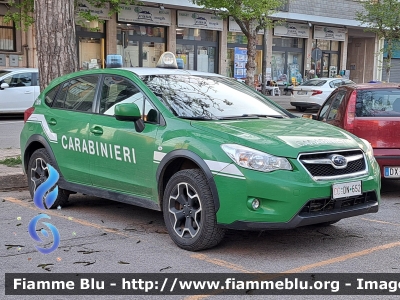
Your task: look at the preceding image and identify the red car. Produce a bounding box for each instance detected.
[307,83,400,179]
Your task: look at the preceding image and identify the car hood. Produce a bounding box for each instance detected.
[191,118,362,158]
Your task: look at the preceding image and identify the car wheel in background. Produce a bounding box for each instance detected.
[27,148,70,209]
[163,169,225,251]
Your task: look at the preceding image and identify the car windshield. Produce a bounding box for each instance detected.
[141,75,289,119]
[0,71,11,78]
[301,79,327,87]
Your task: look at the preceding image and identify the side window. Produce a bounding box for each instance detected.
[4,72,32,87]
[52,75,98,112]
[318,93,336,121]
[326,91,346,121]
[44,85,61,107]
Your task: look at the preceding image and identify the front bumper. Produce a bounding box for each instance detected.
[218,191,379,230]
[214,158,381,227]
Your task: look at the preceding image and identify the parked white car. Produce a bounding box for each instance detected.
[290,77,355,112]
[0,68,40,114]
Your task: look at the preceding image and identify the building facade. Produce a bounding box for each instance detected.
[0,0,384,84]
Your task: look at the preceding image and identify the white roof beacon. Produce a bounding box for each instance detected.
[156,52,178,69]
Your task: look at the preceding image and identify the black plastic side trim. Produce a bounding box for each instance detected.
[218,201,379,230]
[23,134,61,173]
[59,178,160,211]
[156,149,220,212]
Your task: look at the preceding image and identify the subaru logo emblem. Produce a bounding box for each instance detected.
[331,154,347,168]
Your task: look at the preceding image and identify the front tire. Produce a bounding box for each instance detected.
[163,169,225,251]
[27,148,69,209]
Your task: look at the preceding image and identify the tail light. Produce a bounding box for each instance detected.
[311,90,322,96]
[345,90,357,132]
[24,107,35,123]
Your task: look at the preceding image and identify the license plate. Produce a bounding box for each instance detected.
[332,181,362,199]
[297,91,307,95]
[384,167,400,178]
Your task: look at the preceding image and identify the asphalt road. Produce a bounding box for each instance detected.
[0,115,24,149]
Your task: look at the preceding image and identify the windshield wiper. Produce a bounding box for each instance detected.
[177,116,218,120]
[218,114,284,120]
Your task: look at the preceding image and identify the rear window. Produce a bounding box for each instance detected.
[356,89,400,117]
[301,79,327,86]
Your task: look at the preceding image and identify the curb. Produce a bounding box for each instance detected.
[0,171,27,190]
[0,148,27,190]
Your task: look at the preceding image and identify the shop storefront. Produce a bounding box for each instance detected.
[311,26,345,79]
[272,22,307,85]
[117,5,170,67]
[75,1,110,70]
[227,16,263,80]
[176,11,221,73]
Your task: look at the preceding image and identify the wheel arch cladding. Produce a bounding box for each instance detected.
[23,134,61,174]
[156,149,220,213]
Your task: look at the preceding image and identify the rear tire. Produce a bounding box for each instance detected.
[163,169,225,251]
[27,148,69,209]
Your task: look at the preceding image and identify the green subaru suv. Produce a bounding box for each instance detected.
[20,53,380,251]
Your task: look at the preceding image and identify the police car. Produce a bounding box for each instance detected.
[20,52,381,251]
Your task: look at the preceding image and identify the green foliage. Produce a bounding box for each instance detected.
[191,0,283,33]
[0,156,22,167]
[3,0,34,30]
[355,0,400,40]
[4,0,141,30]
[356,0,400,81]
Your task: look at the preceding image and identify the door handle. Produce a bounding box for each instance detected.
[90,126,103,135]
[48,119,57,125]
[24,91,32,94]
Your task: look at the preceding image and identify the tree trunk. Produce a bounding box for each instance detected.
[385,39,392,82]
[35,0,78,91]
[244,19,258,88]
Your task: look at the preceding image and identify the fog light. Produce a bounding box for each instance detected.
[252,199,260,210]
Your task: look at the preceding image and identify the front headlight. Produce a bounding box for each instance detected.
[359,138,374,161]
[221,144,292,173]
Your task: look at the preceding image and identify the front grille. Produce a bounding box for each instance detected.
[298,149,367,180]
[299,191,377,216]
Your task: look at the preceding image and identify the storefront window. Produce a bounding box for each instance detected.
[331,41,339,51]
[76,19,105,33]
[288,52,303,84]
[142,42,165,68]
[79,37,102,70]
[227,33,262,45]
[119,41,139,67]
[176,28,217,42]
[176,44,194,70]
[273,37,303,48]
[176,28,218,73]
[117,24,165,38]
[312,40,341,78]
[116,24,166,68]
[197,46,216,73]
[271,52,286,83]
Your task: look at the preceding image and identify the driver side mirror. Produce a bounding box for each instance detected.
[114,102,145,132]
[0,82,9,90]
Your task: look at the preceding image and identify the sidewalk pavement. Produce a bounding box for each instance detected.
[0,148,27,190]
